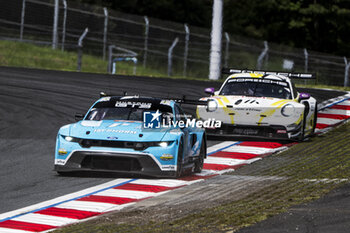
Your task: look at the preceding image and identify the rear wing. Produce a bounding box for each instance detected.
[222,68,315,79]
[99,92,207,106]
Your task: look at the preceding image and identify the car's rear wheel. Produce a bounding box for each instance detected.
[312,104,318,134]
[194,139,205,173]
[175,139,184,178]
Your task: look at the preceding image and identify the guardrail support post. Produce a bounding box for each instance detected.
[257,41,268,70]
[103,7,108,60]
[168,37,179,77]
[224,32,230,68]
[52,0,59,49]
[108,45,115,73]
[77,28,89,72]
[183,23,190,77]
[344,57,350,87]
[304,48,308,72]
[61,0,67,51]
[209,0,223,80]
[20,0,26,41]
[143,16,149,68]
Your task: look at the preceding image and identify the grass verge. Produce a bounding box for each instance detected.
[0,40,201,80]
[54,122,350,232]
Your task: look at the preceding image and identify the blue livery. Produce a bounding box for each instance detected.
[54,96,207,177]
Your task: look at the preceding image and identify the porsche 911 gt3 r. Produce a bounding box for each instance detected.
[55,96,206,177]
[197,69,317,140]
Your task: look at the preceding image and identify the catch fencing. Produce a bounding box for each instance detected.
[0,0,348,86]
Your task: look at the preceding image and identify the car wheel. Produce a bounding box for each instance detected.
[298,112,306,142]
[175,139,183,178]
[194,139,205,173]
[312,104,318,134]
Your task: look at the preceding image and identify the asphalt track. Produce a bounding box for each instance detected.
[0,66,346,216]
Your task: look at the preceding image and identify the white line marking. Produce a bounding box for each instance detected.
[56,201,118,213]
[13,213,77,227]
[204,157,248,166]
[0,179,132,221]
[97,189,156,199]
[317,117,343,125]
[130,179,188,187]
[207,141,238,154]
[0,228,33,233]
[223,145,275,154]
[319,108,350,116]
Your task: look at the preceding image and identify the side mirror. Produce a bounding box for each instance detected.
[204,87,215,95]
[299,92,310,101]
[75,113,84,122]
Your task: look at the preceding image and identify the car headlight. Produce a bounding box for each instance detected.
[159,142,169,147]
[281,104,295,117]
[133,141,173,151]
[61,135,80,142]
[207,99,218,112]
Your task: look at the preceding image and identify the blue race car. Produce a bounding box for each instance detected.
[54,95,207,178]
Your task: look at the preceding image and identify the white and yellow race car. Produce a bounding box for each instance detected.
[197,69,317,141]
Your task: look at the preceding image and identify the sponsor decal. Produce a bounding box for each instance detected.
[93,129,137,134]
[160,154,174,161]
[277,129,287,134]
[115,101,152,109]
[161,165,176,171]
[55,159,66,165]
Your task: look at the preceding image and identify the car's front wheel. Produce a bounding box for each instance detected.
[175,139,184,178]
[298,112,306,142]
[194,139,205,173]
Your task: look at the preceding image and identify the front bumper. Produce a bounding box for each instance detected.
[54,150,177,177]
[205,124,300,140]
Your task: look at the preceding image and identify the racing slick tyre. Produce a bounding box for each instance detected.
[298,111,306,142]
[312,104,318,135]
[194,139,205,173]
[175,139,184,178]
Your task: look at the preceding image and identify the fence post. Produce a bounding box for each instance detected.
[20,0,26,41]
[103,7,108,60]
[183,24,190,77]
[52,0,59,49]
[77,28,89,72]
[224,32,230,68]
[304,48,308,72]
[143,16,149,68]
[257,41,268,70]
[61,0,67,51]
[168,37,179,77]
[108,45,114,73]
[209,0,223,80]
[344,57,350,87]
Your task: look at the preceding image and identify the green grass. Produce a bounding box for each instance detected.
[0,40,196,79]
[54,122,350,232]
[1,40,350,89]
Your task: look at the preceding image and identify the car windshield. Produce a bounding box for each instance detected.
[85,100,173,122]
[220,79,292,99]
